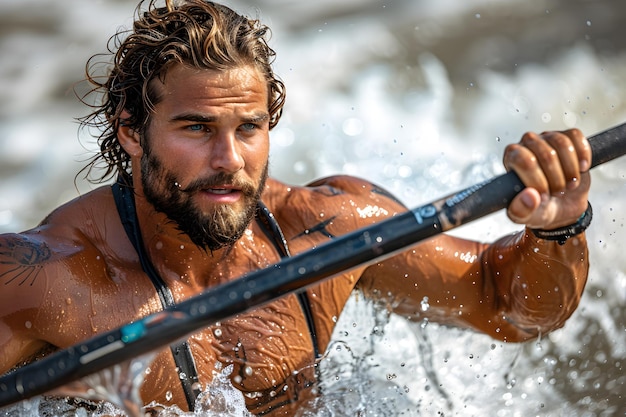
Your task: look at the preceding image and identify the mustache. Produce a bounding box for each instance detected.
[178,173,256,194]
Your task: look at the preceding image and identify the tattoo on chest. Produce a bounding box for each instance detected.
[0,236,51,286]
[295,217,337,239]
[312,186,344,197]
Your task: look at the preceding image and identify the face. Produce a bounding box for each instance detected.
[138,64,271,250]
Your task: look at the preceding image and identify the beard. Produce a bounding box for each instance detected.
[140,140,268,251]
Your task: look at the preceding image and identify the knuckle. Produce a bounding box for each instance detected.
[503,143,529,167]
[520,131,539,146]
[564,128,583,139]
[546,132,571,150]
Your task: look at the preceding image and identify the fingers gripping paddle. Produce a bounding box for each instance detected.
[1,123,625,407]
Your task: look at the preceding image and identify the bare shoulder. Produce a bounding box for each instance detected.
[0,185,136,372]
[0,186,114,287]
[0,186,130,297]
[262,176,407,244]
[40,185,116,230]
[265,175,406,211]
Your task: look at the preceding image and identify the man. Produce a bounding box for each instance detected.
[0,0,592,415]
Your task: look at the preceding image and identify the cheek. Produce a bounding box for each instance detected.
[245,138,270,169]
[160,142,206,171]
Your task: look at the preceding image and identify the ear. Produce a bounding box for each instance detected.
[117,110,143,158]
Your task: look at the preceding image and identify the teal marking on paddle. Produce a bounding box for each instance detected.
[121,321,146,343]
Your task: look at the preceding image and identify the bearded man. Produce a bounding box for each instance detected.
[0,1,592,415]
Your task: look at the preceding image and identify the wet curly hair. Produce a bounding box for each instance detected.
[78,0,285,184]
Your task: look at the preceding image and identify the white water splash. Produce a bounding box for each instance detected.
[1,0,625,416]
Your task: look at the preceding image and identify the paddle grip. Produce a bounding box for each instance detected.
[434,122,626,231]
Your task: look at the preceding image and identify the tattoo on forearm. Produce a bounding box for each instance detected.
[295,217,337,240]
[0,236,51,286]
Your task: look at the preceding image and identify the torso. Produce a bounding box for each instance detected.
[2,176,397,416]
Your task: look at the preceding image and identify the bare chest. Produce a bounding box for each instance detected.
[38,232,358,413]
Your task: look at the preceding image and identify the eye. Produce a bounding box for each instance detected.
[188,124,205,132]
[240,123,257,132]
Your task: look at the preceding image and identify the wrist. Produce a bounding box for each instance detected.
[530,203,593,245]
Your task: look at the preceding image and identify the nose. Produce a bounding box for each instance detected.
[209,132,244,173]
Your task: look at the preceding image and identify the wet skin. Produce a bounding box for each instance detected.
[0,64,591,416]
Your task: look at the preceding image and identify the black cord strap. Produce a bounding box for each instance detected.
[531,202,593,245]
[112,180,201,410]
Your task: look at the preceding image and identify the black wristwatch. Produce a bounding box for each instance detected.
[530,203,593,245]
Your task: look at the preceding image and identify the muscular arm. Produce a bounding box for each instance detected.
[359,229,588,342]
[0,218,110,374]
[358,128,590,342]
[279,174,587,343]
[0,233,56,374]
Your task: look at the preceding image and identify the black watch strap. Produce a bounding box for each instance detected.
[530,203,593,245]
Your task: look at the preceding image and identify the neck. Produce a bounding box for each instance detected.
[126,182,232,288]
[123,175,278,290]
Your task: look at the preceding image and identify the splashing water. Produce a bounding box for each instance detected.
[144,364,254,417]
[1,0,626,416]
[0,362,254,417]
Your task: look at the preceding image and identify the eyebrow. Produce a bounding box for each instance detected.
[171,113,216,123]
[170,112,270,124]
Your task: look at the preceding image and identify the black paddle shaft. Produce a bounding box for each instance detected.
[1,122,625,407]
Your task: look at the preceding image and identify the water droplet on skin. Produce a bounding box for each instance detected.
[165,391,173,401]
[25,321,32,329]
[244,366,253,376]
[421,296,430,312]
[213,328,223,337]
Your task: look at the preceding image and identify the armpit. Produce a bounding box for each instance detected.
[3,342,58,377]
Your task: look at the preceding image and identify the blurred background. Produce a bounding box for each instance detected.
[1,0,625,415]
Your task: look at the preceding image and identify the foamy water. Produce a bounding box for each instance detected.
[1,0,625,415]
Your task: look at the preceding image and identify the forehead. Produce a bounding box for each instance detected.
[152,64,269,108]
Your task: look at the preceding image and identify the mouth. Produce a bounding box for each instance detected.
[206,187,236,195]
[196,185,244,204]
